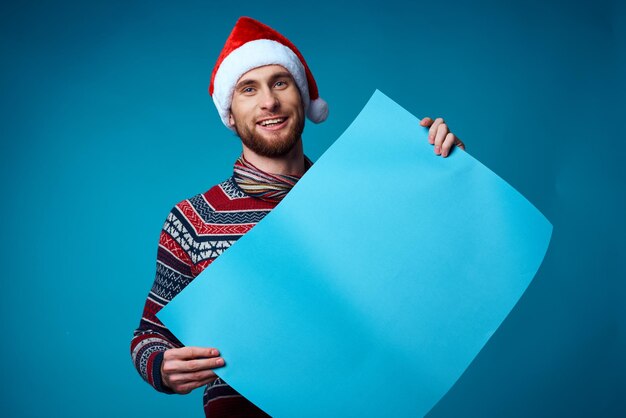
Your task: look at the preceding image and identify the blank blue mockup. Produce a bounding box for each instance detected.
[158,90,552,417]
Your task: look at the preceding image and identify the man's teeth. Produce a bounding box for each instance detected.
[259,118,285,126]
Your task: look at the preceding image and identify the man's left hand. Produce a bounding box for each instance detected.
[420,117,465,158]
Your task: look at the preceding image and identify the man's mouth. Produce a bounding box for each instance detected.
[257,117,288,130]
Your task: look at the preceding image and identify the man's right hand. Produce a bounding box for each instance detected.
[161,346,225,394]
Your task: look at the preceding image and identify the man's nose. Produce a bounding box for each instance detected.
[259,88,280,112]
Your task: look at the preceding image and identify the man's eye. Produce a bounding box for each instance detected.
[242,87,255,93]
[275,81,287,88]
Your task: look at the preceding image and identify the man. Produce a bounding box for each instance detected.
[131,17,464,417]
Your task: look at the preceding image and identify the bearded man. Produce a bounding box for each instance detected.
[131,16,464,418]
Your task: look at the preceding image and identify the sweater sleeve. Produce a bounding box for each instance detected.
[130,204,199,393]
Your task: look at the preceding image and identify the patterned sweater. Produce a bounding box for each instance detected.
[131,157,309,417]
[130,156,312,418]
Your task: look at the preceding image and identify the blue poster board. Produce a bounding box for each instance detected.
[159,90,552,417]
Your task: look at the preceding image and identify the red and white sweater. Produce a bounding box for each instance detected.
[131,174,279,417]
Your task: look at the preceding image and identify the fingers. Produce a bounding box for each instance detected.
[161,346,225,394]
[419,117,433,128]
[429,117,445,146]
[423,117,446,146]
[164,356,225,374]
[441,133,456,158]
[422,116,465,157]
[165,346,220,360]
[433,121,448,155]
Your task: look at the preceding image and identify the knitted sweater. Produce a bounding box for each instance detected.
[131,158,309,417]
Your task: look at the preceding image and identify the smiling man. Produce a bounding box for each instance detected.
[131,17,464,418]
[230,65,306,167]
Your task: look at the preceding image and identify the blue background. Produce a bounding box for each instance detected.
[1,0,623,417]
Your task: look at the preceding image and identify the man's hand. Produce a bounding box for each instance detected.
[420,117,465,158]
[161,346,225,394]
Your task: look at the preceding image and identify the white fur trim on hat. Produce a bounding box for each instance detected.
[212,39,310,130]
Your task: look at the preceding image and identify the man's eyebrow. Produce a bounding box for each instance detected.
[269,71,294,81]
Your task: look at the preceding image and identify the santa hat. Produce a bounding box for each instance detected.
[209,17,328,129]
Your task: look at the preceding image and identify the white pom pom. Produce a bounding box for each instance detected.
[307,97,329,123]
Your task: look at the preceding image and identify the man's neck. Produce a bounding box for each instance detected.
[241,139,306,176]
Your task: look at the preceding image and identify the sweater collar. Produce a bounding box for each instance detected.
[233,155,312,203]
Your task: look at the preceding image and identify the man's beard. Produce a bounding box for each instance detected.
[233,116,304,158]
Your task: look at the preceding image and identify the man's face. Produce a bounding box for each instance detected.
[229,65,305,158]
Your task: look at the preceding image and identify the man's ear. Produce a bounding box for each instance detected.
[228,112,235,127]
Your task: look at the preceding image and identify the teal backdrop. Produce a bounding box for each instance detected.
[1,0,624,417]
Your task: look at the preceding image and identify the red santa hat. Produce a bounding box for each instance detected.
[209,17,328,130]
